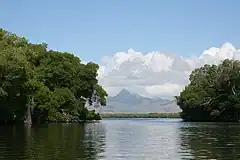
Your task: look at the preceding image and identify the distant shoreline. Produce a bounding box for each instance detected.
[100,113,180,118]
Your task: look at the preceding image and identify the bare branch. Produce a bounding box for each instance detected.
[202,93,227,106]
[232,85,236,95]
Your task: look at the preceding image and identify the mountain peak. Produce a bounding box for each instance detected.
[117,88,132,96]
[104,89,179,113]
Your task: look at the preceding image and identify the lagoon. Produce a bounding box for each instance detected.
[0,118,240,159]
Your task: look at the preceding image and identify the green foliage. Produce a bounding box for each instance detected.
[0,29,107,123]
[176,59,240,122]
[94,84,108,106]
[87,110,101,120]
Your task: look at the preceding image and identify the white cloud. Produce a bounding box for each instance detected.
[97,42,240,98]
[145,84,185,97]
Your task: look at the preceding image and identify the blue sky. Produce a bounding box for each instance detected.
[1,0,240,63]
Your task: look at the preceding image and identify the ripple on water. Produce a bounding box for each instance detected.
[0,119,240,159]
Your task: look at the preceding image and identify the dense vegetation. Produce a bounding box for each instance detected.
[101,113,180,118]
[176,59,240,122]
[0,29,107,124]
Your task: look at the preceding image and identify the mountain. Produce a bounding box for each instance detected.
[107,89,169,105]
[101,89,181,113]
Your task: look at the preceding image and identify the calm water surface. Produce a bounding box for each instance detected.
[0,118,240,159]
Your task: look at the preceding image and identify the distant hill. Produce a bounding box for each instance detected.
[100,89,181,113]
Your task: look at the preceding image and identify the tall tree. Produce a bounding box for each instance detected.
[0,29,107,123]
[176,59,240,122]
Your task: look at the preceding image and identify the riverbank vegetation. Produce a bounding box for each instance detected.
[176,59,240,122]
[101,113,180,118]
[0,29,107,124]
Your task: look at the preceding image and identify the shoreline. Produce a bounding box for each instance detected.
[0,119,102,125]
[100,113,181,118]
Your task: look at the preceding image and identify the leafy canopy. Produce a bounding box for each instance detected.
[176,59,240,122]
[0,28,107,122]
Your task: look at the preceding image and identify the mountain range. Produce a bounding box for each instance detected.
[99,89,181,113]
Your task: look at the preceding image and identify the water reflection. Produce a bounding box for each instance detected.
[102,118,182,159]
[0,123,106,160]
[1,119,240,160]
[179,122,240,159]
[0,125,26,160]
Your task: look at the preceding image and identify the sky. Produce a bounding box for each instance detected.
[1,0,240,98]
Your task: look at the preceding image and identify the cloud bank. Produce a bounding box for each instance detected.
[97,43,240,98]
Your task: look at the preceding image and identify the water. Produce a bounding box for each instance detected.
[0,118,240,160]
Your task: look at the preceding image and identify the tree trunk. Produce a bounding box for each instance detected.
[24,95,32,125]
